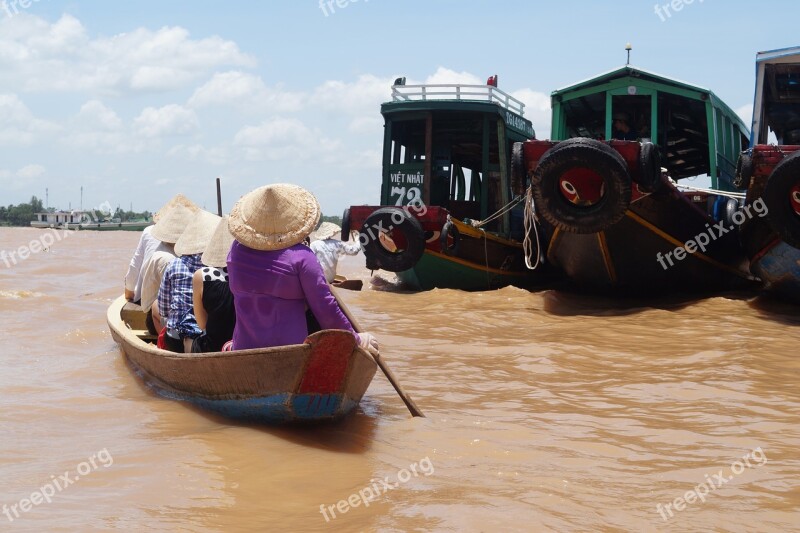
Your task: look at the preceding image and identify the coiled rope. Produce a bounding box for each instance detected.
[523,187,542,270]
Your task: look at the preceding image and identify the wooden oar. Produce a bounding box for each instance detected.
[331,288,425,418]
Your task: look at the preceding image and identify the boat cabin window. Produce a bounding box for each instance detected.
[762,63,800,144]
[611,95,651,141]
[387,119,426,207]
[562,93,606,139]
[656,93,710,179]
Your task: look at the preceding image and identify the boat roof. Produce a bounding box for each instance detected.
[552,64,748,132]
[756,46,800,64]
[552,64,712,96]
[381,83,535,138]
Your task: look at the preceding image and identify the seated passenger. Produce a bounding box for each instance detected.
[123,194,198,303]
[612,112,639,141]
[309,222,362,283]
[139,198,200,332]
[226,183,379,355]
[191,216,236,353]
[157,210,221,353]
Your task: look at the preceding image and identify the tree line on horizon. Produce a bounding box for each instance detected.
[0,196,343,228]
[0,197,153,227]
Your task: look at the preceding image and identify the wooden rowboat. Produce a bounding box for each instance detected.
[106,295,377,424]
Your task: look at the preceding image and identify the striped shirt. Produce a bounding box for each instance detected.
[158,254,204,339]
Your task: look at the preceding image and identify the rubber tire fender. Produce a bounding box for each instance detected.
[734,153,754,190]
[340,208,351,241]
[360,207,426,272]
[511,142,527,196]
[531,137,632,234]
[638,142,662,193]
[440,220,460,256]
[763,150,800,248]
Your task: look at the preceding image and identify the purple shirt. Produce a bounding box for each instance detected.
[227,241,359,350]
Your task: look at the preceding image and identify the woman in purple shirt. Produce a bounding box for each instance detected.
[226,183,379,355]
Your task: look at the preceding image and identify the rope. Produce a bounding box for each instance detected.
[471,196,524,228]
[674,183,746,200]
[522,186,542,270]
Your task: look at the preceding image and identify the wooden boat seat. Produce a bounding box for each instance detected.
[129,329,158,344]
[121,301,149,331]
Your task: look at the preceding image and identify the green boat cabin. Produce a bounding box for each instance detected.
[550,66,749,191]
[379,78,534,236]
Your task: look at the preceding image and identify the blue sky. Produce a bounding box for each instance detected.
[0,0,796,216]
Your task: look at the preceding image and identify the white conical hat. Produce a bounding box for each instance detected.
[201,216,235,268]
[174,210,222,256]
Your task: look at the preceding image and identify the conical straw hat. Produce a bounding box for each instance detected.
[310,221,342,242]
[153,194,200,223]
[150,204,196,244]
[174,210,222,256]
[201,216,235,268]
[228,184,320,251]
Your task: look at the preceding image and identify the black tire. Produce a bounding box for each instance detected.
[531,137,632,234]
[511,142,527,196]
[722,197,739,228]
[360,207,425,272]
[763,151,800,248]
[638,142,662,193]
[734,153,753,190]
[440,220,460,256]
[341,208,351,241]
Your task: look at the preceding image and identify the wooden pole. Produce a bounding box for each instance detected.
[331,288,425,418]
[216,177,223,217]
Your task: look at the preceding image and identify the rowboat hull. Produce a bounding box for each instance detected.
[107,296,377,423]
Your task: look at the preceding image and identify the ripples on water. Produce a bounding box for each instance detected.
[0,227,797,532]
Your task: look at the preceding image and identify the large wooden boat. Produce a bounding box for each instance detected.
[344,77,556,291]
[735,46,800,303]
[31,211,151,231]
[513,65,755,293]
[106,296,377,423]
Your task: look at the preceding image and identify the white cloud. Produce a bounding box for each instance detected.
[309,74,393,114]
[511,88,552,139]
[735,104,753,128]
[0,14,256,94]
[0,93,60,144]
[77,100,123,131]
[167,143,230,165]
[188,71,305,112]
[424,67,483,85]
[233,117,341,161]
[17,164,46,179]
[134,104,199,137]
[61,99,144,153]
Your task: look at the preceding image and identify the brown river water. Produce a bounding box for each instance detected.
[0,226,798,532]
